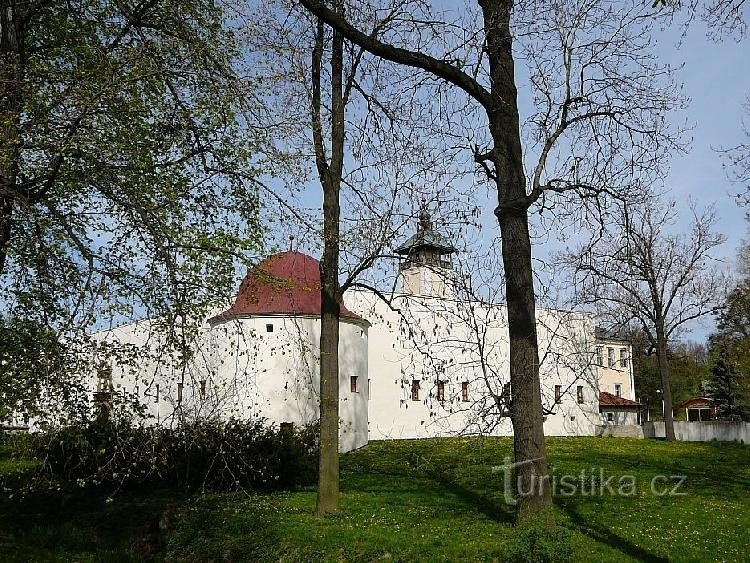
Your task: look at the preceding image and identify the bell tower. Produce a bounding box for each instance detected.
[395,208,457,298]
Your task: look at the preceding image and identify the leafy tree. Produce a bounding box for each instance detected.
[708,358,748,419]
[708,262,750,418]
[0,318,87,425]
[0,0,268,417]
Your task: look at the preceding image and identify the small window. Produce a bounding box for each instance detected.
[177,382,183,404]
[614,384,622,398]
[607,348,615,368]
[155,384,160,404]
[576,385,584,404]
[620,348,628,367]
[360,329,365,338]
[411,380,420,401]
[461,382,469,402]
[350,376,358,393]
[606,412,614,423]
[200,380,206,399]
[437,380,445,402]
[266,323,274,333]
[596,347,603,366]
[555,385,562,404]
[368,379,371,400]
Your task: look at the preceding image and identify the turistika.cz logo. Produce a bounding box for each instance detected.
[492,456,687,506]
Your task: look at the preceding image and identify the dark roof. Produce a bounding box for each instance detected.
[599,391,641,408]
[394,210,457,256]
[674,397,714,410]
[594,327,631,343]
[212,251,362,322]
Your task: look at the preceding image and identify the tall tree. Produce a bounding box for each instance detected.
[311,3,346,516]
[252,0,449,515]
[567,201,727,440]
[0,0,266,412]
[300,0,682,519]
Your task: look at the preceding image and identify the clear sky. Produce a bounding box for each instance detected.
[656,22,749,259]
[645,20,749,339]
[278,5,750,342]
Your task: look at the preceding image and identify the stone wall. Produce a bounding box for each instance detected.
[595,425,644,439]
[643,421,750,443]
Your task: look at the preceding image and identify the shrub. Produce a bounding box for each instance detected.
[503,521,573,563]
[13,416,318,494]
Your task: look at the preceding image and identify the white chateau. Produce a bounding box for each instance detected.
[58,213,638,451]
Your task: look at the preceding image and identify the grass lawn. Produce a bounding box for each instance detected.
[1,437,749,562]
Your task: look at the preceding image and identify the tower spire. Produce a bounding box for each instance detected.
[394,203,457,298]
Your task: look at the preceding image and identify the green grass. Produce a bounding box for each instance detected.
[1,437,749,561]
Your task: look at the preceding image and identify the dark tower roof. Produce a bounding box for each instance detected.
[394,209,457,256]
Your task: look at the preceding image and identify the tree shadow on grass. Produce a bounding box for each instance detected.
[557,499,668,563]
[423,467,515,524]
[0,488,176,561]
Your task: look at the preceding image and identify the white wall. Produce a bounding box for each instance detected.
[344,289,601,440]
[644,421,750,443]
[90,314,369,453]
[596,339,635,401]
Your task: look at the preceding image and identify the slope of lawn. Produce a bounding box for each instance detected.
[1,437,749,561]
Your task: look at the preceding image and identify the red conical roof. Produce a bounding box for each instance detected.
[215,251,361,321]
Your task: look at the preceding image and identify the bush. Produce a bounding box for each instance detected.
[13,416,318,494]
[503,521,573,563]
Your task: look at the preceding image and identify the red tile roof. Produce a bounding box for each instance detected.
[599,391,641,408]
[214,251,361,321]
[674,397,713,410]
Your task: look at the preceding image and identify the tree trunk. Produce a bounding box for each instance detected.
[481,0,552,520]
[313,4,345,517]
[298,0,552,521]
[0,0,23,277]
[655,320,676,441]
[317,216,341,515]
[498,208,552,519]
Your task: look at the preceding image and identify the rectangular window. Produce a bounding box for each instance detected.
[155,384,160,404]
[177,382,183,404]
[350,376,358,393]
[607,412,614,423]
[596,347,603,366]
[461,382,469,402]
[620,348,628,367]
[555,385,562,404]
[577,385,584,404]
[607,348,615,368]
[200,380,206,399]
[615,384,622,397]
[266,323,274,333]
[437,380,445,402]
[368,379,371,400]
[411,380,420,401]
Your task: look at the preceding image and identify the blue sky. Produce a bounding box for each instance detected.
[276,6,749,342]
[656,23,749,259]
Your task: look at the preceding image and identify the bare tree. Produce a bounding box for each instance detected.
[564,200,728,440]
[299,0,682,519]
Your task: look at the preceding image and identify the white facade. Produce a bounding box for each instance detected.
[90,312,369,453]
[55,217,631,448]
[344,289,602,440]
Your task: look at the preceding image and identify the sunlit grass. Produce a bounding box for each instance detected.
[1,436,748,561]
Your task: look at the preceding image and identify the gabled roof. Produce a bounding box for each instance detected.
[599,391,641,408]
[212,251,362,322]
[394,210,457,256]
[674,397,714,410]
